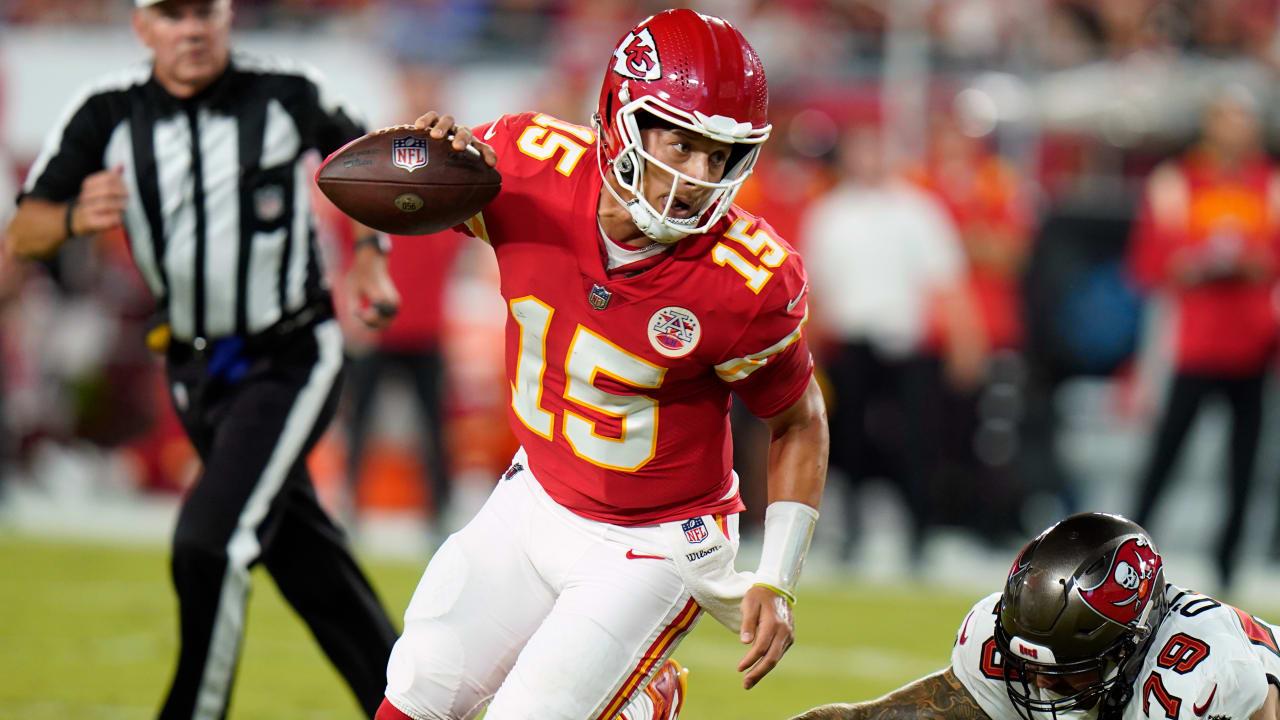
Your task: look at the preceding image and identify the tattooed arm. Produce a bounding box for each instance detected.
[789,668,992,720]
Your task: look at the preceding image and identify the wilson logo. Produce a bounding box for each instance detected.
[685,546,721,563]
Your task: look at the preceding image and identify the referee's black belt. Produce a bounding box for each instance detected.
[167,302,334,365]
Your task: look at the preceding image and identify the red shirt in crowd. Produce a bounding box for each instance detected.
[378,231,463,352]
[1128,150,1280,375]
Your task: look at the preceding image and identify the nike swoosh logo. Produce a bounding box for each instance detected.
[625,550,667,561]
[786,282,807,312]
[958,611,974,645]
[1192,684,1217,716]
[483,124,498,140]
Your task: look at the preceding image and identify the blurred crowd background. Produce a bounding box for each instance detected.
[4,0,1280,595]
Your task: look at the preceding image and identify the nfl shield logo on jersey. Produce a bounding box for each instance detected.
[682,517,709,544]
[392,136,429,173]
[254,184,284,222]
[648,306,701,358]
[589,284,612,310]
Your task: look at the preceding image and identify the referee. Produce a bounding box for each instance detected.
[8,1,400,718]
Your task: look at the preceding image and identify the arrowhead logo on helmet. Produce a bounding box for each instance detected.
[614,28,662,81]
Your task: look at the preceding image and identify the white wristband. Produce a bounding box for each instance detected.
[753,501,819,604]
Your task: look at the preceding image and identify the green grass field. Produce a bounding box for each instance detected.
[1,533,978,720]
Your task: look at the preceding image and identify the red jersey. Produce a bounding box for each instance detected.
[460,112,813,525]
[1128,152,1280,375]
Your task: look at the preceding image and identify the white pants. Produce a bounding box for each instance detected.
[385,452,738,720]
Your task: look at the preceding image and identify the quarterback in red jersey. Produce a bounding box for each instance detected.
[372,9,829,720]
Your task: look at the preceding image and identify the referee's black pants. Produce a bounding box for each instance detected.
[158,319,397,720]
[1133,371,1265,591]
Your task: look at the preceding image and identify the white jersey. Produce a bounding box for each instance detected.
[952,586,1280,720]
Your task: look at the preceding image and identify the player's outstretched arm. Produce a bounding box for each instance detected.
[789,668,992,720]
[738,377,828,689]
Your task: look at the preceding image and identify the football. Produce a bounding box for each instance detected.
[316,125,501,236]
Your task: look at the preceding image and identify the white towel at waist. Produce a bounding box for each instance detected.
[660,513,756,632]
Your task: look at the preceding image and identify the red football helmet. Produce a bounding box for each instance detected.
[594,9,770,243]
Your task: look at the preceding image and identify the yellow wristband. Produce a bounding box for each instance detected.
[751,582,796,606]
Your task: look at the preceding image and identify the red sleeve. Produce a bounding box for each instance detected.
[713,241,814,418]
[727,334,815,418]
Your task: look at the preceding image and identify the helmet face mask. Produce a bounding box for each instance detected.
[595,10,771,243]
[996,513,1169,720]
[995,620,1131,720]
[597,99,764,243]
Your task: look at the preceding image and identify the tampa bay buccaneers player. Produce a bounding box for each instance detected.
[790,512,1280,720]
[366,8,829,720]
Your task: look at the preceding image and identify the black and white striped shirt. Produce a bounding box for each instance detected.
[21,52,364,344]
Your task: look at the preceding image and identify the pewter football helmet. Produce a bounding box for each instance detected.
[996,513,1168,720]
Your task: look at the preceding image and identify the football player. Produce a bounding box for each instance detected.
[365,8,829,720]
[789,512,1280,720]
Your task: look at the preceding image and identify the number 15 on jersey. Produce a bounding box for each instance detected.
[510,296,667,472]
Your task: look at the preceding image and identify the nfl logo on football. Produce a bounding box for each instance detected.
[682,517,708,544]
[392,136,428,173]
